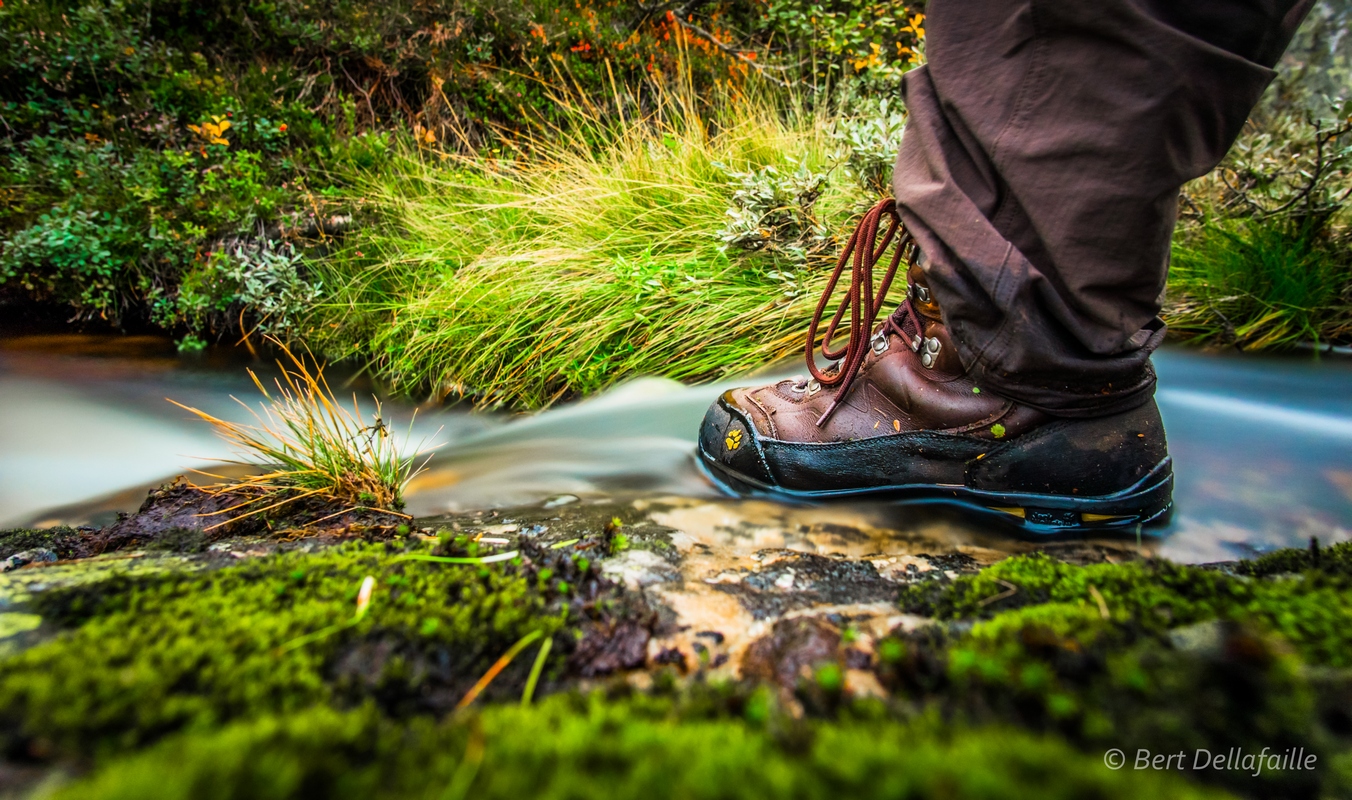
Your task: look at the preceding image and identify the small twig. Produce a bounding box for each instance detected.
[521,636,554,706]
[977,579,1018,608]
[1261,118,1327,218]
[669,16,793,88]
[393,551,521,566]
[1087,585,1110,620]
[457,630,544,709]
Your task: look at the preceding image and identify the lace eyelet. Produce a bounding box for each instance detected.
[870,331,889,355]
[919,336,942,368]
[791,378,822,396]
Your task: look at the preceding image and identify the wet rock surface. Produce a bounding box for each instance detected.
[96,480,408,551]
[741,616,842,690]
[712,551,899,619]
[5,484,1352,799]
[1,485,1158,685]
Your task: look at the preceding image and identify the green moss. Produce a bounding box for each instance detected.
[0,540,583,758]
[1235,540,1352,578]
[7,539,1348,798]
[0,527,88,560]
[886,550,1352,798]
[900,552,1352,667]
[55,696,1229,800]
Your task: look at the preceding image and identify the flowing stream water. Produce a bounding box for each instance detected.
[2,332,1351,565]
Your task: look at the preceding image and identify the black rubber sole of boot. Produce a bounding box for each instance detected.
[695,449,1174,535]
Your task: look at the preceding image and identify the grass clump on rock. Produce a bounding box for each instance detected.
[171,343,430,526]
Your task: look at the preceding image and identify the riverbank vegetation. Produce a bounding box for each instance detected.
[1,0,1350,407]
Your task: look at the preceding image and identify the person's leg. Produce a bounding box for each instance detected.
[894,0,1315,415]
[696,0,1313,529]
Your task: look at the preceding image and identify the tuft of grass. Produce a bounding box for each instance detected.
[306,82,1350,408]
[170,341,432,525]
[308,81,861,409]
[1165,218,1352,348]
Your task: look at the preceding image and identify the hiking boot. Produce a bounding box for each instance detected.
[696,199,1173,532]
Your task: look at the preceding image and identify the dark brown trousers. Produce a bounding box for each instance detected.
[893,0,1314,416]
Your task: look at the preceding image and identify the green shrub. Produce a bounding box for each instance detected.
[0,0,924,341]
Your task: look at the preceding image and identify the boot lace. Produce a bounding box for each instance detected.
[805,198,921,427]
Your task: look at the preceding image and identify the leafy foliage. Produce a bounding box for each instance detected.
[0,0,924,342]
[715,160,831,264]
[167,241,323,336]
[831,96,907,195]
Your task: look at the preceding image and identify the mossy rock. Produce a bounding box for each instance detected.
[883,551,1352,798]
[3,522,1351,799]
[0,534,647,760]
[899,551,1352,666]
[0,527,89,561]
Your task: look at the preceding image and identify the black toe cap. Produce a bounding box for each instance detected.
[697,391,774,485]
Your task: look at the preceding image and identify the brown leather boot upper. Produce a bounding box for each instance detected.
[726,202,1046,447]
[698,199,1174,527]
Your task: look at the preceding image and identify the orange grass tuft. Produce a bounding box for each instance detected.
[169,340,436,530]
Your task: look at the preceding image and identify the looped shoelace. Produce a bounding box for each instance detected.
[804,198,919,427]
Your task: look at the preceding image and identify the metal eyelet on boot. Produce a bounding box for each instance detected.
[920,336,941,368]
[870,331,889,355]
[790,378,822,397]
[914,285,931,303]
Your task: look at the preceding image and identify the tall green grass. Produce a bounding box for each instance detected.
[309,82,860,408]
[1167,219,1352,348]
[309,79,1351,408]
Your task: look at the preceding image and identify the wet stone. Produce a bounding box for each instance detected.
[715,552,898,620]
[1,549,58,573]
[570,618,653,677]
[600,549,681,590]
[741,616,842,690]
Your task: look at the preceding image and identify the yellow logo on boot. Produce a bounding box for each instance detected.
[725,429,743,451]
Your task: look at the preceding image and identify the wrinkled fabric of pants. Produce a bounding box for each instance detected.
[893,0,1314,416]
